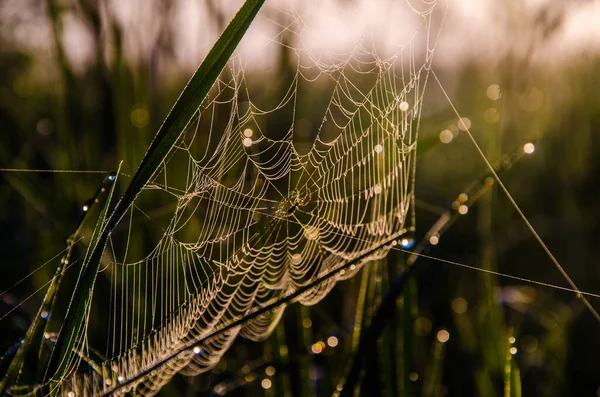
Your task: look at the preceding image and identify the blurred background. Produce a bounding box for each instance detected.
[1,0,600,396]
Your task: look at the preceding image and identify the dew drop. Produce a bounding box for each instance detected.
[41,310,50,319]
[279,345,288,357]
[413,316,432,336]
[311,341,326,354]
[439,129,453,144]
[261,378,272,389]
[437,329,450,343]
[107,172,117,182]
[452,297,468,314]
[82,200,93,212]
[303,318,312,328]
[486,84,501,100]
[523,142,535,154]
[327,336,339,347]
[457,117,471,131]
[399,230,415,249]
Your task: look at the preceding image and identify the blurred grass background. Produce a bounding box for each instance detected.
[1,0,600,396]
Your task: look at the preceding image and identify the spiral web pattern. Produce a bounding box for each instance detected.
[58,1,445,395]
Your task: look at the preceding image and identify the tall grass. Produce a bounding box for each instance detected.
[1,2,600,396]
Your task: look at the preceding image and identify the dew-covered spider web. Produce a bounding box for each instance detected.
[2,0,600,395]
[56,0,445,395]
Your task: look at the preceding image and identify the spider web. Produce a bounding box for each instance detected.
[57,1,446,395]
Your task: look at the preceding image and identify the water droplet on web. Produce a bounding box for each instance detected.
[439,129,453,144]
[41,310,50,319]
[399,231,415,249]
[107,172,117,182]
[82,200,93,212]
[304,226,319,241]
[457,117,471,131]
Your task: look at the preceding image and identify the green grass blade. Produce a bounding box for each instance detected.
[504,344,522,397]
[0,172,117,395]
[43,0,265,391]
[44,165,120,393]
[104,0,266,237]
[381,258,398,397]
[338,266,418,397]
[422,336,447,397]
[269,324,287,397]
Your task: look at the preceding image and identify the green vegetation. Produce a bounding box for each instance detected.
[1,1,599,396]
